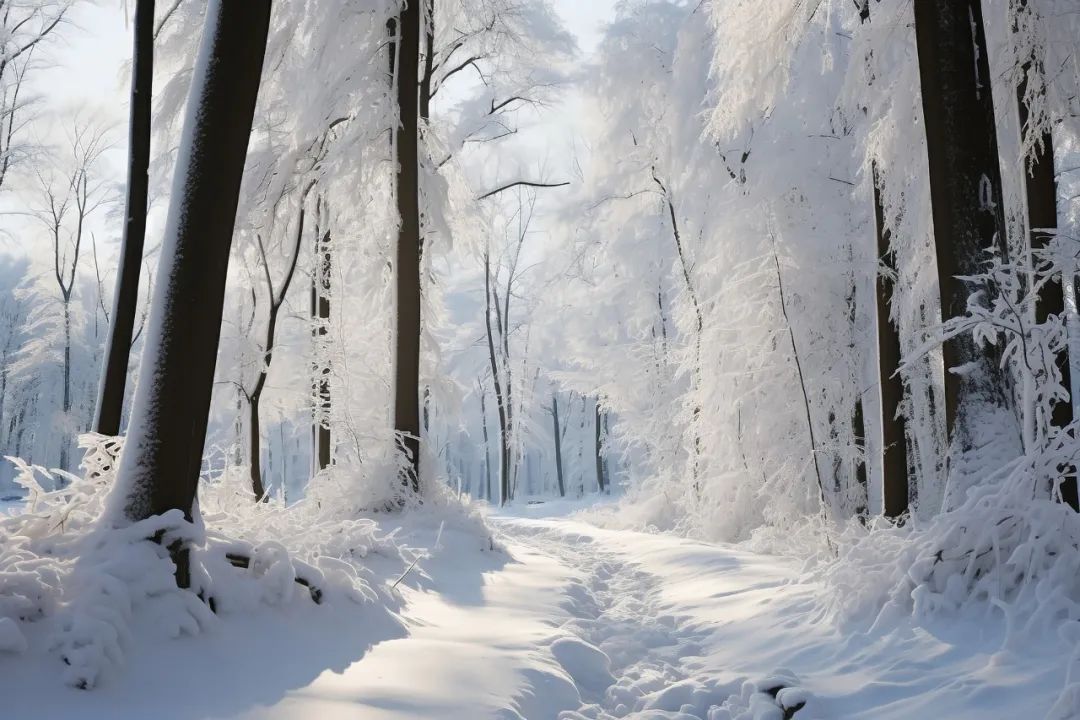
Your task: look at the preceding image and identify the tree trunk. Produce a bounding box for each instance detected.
[594,398,606,494]
[313,227,331,472]
[603,411,612,492]
[111,0,270,588]
[249,386,266,499]
[551,393,565,497]
[248,208,305,500]
[484,252,510,504]
[393,0,422,495]
[419,0,434,124]
[94,0,154,437]
[60,296,71,472]
[1015,3,1075,509]
[874,165,910,519]
[914,0,1011,457]
[479,378,492,501]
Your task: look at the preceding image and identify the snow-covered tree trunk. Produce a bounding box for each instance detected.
[914,0,1013,466]
[1014,0,1075,510]
[312,222,332,473]
[94,0,154,438]
[110,0,271,586]
[60,295,70,471]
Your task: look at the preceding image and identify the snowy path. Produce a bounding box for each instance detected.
[483,515,1067,720]
[494,516,813,720]
[4,511,1069,718]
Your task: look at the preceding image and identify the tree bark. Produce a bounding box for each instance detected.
[914,0,1011,457]
[112,0,271,588]
[594,398,606,494]
[95,0,154,437]
[873,166,910,519]
[479,378,492,501]
[551,393,565,497]
[393,0,422,495]
[484,251,510,504]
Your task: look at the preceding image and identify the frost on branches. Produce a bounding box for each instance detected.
[556,0,1080,643]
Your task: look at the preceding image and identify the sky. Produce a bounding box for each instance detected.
[555,0,618,54]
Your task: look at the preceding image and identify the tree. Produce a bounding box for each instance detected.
[549,392,565,497]
[94,0,154,438]
[311,204,332,473]
[874,165,910,519]
[111,0,271,588]
[860,1,908,520]
[481,190,539,504]
[1013,0,1076,510]
[392,0,422,495]
[913,0,1011,462]
[594,398,607,494]
[0,0,73,195]
[31,120,110,471]
[478,376,492,500]
[243,206,305,500]
[484,248,510,503]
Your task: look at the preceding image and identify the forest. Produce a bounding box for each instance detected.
[1,0,1080,718]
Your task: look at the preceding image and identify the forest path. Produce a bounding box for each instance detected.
[14,509,1056,719]
[485,513,1060,720]
[489,515,812,719]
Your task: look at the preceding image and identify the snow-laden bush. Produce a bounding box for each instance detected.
[0,434,412,689]
[821,241,1080,655]
[823,447,1080,628]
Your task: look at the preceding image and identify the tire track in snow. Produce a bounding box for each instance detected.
[494,518,808,720]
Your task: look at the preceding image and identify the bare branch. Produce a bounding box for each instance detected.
[477,180,569,201]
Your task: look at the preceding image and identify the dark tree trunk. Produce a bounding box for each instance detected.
[113,0,271,588]
[1015,4,1076,510]
[551,393,565,497]
[914,0,1011,457]
[95,0,154,437]
[249,387,265,499]
[484,253,510,504]
[873,166,910,519]
[479,379,492,501]
[594,399,606,494]
[393,0,422,495]
[248,207,305,500]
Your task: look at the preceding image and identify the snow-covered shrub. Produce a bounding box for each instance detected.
[0,433,418,689]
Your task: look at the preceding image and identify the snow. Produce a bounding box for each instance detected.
[4,500,1070,718]
[0,617,26,653]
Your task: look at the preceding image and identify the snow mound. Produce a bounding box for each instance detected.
[551,635,616,695]
[0,616,26,652]
[822,449,1080,636]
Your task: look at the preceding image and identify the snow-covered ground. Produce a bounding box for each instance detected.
[2,502,1069,718]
